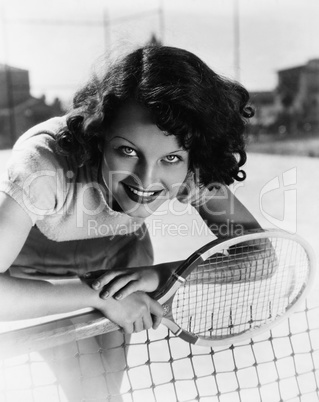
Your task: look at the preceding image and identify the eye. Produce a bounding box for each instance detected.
[119,146,137,157]
[163,155,182,164]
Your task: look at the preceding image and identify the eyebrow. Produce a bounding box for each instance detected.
[110,136,187,153]
[168,149,188,154]
[109,136,135,146]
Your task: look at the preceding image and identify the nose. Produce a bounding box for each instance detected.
[133,160,161,190]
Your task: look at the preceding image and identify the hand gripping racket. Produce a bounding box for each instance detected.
[0,229,315,358]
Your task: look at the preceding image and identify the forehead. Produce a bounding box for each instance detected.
[110,101,154,129]
[107,102,182,151]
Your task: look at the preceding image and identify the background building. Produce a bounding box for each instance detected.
[250,59,319,136]
[0,64,64,148]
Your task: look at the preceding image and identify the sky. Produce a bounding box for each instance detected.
[1,0,319,104]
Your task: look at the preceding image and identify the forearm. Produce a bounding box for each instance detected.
[196,187,262,238]
[152,260,183,289]
[0,274,104,321]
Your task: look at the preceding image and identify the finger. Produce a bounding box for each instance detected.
[152,313,162,330]
[81,270,105,284]
[122,324,134,334]
[113,280,142,300]
[91,271,123,290]
[133,318,144,333]
[100,274,138,299]
[149,299,164,329]
[141,314,153,331]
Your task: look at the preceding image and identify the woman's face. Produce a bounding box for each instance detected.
[101,102,189,218]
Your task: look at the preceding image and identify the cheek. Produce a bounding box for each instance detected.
[103,153,132,184]
[103,151,120,172]
[104,169,127,190]
[165,168,189,192]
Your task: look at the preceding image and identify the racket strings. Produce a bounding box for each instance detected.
[171,237,310,339]
[195,239,277,282]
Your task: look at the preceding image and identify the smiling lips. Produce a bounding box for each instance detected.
[122,183,163,204]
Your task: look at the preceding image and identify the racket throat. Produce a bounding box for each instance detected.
[161,317,199,345]
[172,273,186,283]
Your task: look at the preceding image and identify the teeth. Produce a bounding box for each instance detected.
[128,186,156,197]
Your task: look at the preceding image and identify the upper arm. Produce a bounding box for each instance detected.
[195,185,261,236]
[0,192,32,272]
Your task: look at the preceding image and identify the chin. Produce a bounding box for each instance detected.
[116,187,168,218]
[122,202,160,219]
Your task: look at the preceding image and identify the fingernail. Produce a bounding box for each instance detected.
[101,291,109,299]
[115,293,122,300]
[92,281,101,289]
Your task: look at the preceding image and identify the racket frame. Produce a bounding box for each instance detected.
[157,229,316,347]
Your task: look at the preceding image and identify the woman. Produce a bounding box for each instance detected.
[0,46,261,396]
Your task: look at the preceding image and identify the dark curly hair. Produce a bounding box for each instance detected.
[56,45,254,187]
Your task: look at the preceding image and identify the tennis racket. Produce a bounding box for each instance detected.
[153,229,315,346]
[0,229,315,358]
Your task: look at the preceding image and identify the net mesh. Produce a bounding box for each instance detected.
[1,282,318,401]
